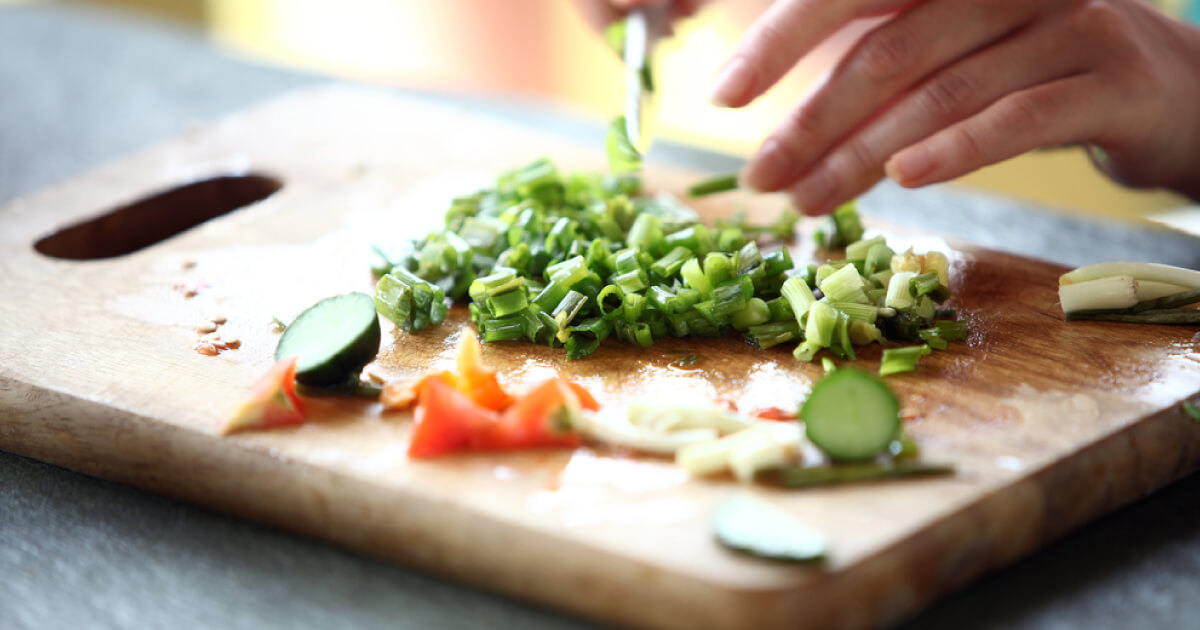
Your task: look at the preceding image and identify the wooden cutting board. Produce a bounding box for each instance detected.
[2,85,1198,630]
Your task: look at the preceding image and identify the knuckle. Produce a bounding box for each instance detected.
[842,137,881,175]
[919,70,977,121]
[780,103,825,151]
[854,28,918,83]
[755,18,793,58]
[948,124,986,164]
[1070,1,1137,53]
[1003,91,1052,133]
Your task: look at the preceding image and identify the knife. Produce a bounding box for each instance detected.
[623,5,666,155]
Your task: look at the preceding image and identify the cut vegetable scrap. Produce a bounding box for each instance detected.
[687,173,738,198]
[713,493,827,563]
[676,422,803,481]
[776,460,954,488]
[879,345,933,376]
[221,357,306,435]
[577,409,719,455]
[1059,262,1200,324]
[1060,262,1200,289]
[813,201,863,250]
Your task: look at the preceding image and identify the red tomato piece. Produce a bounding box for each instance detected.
[476,378,584,451]
[751,406,797,421]
[565,381,600,412]
[408,373,500,459]
[221,357,306,435]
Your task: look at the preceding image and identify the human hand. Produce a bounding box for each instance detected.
[571,0,704,32]
[711,0,1200,213]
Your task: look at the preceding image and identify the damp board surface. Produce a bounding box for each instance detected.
[1,86,1198,630]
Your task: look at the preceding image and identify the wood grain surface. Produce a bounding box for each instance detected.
[1,86,1198,630]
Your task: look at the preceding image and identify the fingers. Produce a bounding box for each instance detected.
[710,0,916,109]
[786,14,1090,214]
[887,74,1108,187]
[671,0,704,20]
[571,0,688,32]
[742,0,1038,194]
[572,0,622,31]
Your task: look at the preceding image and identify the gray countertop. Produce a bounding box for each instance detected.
[3,4,1200,630]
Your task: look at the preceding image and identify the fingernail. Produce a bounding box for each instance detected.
[741,139,791,192]
[887,145,935,185]
[791,168,835,214]
[709,57,752,108]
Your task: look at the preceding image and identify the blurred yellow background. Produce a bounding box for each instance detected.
[20,0,1198,221]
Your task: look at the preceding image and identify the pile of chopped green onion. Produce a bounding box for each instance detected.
[371,159,968,369]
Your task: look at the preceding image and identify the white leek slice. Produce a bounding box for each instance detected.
[729,423,804,483]
[677,422,803,479]
[885,271,917,310]
[1060,262,1200,289]
[625,401,753,435]
[1059,276,1138,313]
[1135,280,1190,301]
[676,424,775,477]
[576,409,717,455]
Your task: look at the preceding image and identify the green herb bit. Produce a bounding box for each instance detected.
[910,272,943,299]
[1133,287,1200,312]
[864,242,896,276]
[845,235,885,261]
[1064,310,1200,325]
[805,301,838,349]
[666,348,700,369]
[730,297,771,331]
[821,356,837,375]
[375,269,448,333]
[271,316,289,331]
[879,344,932,376]
[480,316,525,343]
[1184,401,1200,421]
[565,317,611,359]
[929,319,969,341]
[813,200,864,249]
[777,460,953,488]
[780,277,815,326]
[918,329,948,351]
[889,432,921,459]
[687,173,739,198]
[714,207,800,241]
[605,18,627,58]
[606,116,643,175]
[745,320,801,350]
[820,264,870,305]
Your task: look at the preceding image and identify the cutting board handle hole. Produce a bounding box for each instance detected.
[33,174,283,260]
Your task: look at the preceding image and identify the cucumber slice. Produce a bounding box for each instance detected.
[714,493,826,563]
[275,292,382,386]
[800,368,899,461]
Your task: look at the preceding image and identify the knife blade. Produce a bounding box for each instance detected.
[623,6,665,155]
